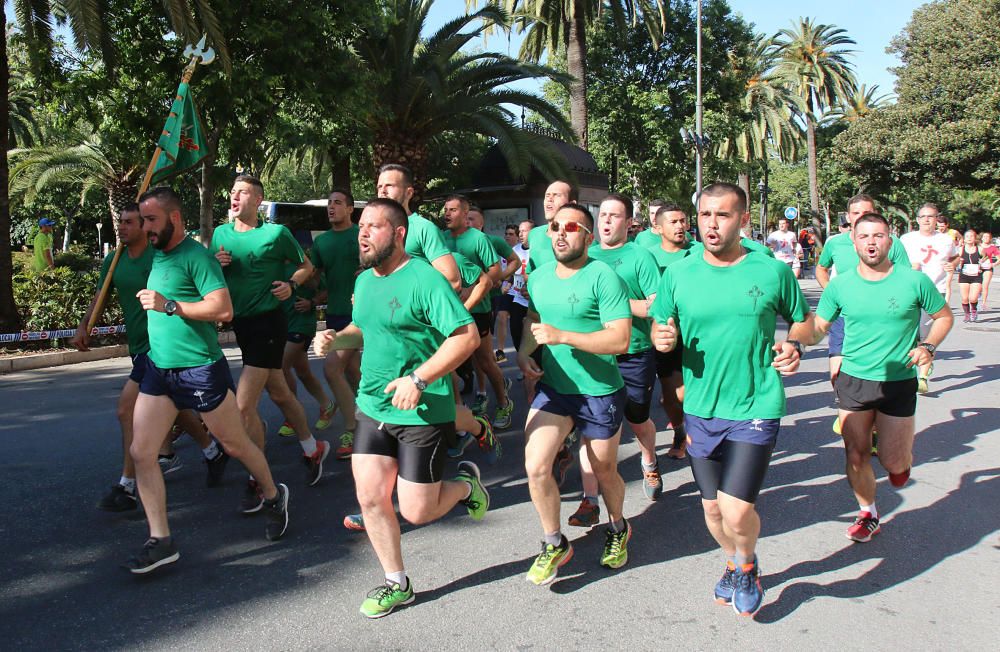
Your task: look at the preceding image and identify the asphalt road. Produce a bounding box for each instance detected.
[1,278,998,651]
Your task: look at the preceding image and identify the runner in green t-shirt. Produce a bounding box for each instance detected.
[523,180,577,275]
[72,204,222,513]
[31,219,55,272]
[441,195,514,429]
[123,187,289,575]
[807,213,953,544]
[211,174,329,490]
[517,202,634,586]
[650,183,813,617]
[468,207,522,365]
[310,188,360,458]
[313,198,489,618]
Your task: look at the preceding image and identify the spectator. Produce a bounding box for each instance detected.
[32,218,56,272]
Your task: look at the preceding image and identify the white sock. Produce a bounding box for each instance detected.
[202,440,220,459]
[461,480,473,499]
[860,503,878,519]
[300,436,318,456]
[385,570,407,588]
[120,476,136,493]
[543,530,563,547]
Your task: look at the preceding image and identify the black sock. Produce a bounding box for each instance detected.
[962,303,970,316]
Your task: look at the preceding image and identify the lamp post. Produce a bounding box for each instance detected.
[95,221,103,257]
[695,0,703,200]
[757,177,768,240]
[680,127,711,207]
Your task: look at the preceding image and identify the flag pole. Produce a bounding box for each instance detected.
[87,51,207,332]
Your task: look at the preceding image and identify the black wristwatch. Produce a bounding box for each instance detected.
[919,342,937,356]
[787,339,804,356]
[409,372,428,391]
[287,279,299,292]
[164,299,178,316]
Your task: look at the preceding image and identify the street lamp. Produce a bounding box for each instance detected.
[680,127,711,208]
[95,221,103,257]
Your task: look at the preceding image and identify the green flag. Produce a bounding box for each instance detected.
[150,82,207,184]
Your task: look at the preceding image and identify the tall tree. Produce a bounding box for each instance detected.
[470,0,666,150]
[774,17,856,221]
[356,0,574,204]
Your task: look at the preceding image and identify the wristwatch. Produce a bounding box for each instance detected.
[787,339,804,356]
[919,341,937,356]
[409,372,428,391]
[287,279,299,292]
[164,299,178,317]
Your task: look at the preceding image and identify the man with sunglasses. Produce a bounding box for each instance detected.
[517,203,633,586]
[651,183,813,617]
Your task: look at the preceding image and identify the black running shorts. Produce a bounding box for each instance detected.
[232,309,287,369]
[353,411,452,484]
[834,372,917,418]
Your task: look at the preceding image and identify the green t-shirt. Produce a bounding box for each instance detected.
[588,242,660,353]
[311,225,359,318]
[282,261,318,336]
[98,245,155,355]
[486,233,515,297]
[648,242,693,274]
[147,237,227,369]
[634,229,660,249]
[689,237,775,258]
[817,265,946,381]
[32,231,53,272]
[210,221,304,318]
[818,232,910,274]
[452,251,483,288]
[651,252,810,420]
[404,212,451,263]
[443,229,499,314]
[527,258,632,396]
[524,224,555,274]
[353,258,473,425]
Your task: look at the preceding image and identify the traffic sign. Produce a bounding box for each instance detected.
[784,206,799,220]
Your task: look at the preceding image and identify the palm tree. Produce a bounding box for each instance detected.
[469,0,667,150]
[1,0,226,330]
[827,83,891,124]
[774,18,857,220]
[356,0,575,203]
[8,69,39,147]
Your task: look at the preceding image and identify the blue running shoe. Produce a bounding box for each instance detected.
[732,560,764,617]
[714,561,736,604]
[447,432,474,458]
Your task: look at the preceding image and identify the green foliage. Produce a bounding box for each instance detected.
[833,0,1000,192]
[12,265,122,333]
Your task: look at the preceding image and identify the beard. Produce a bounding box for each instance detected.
[149,220,175,250]
[554,239,586,264]
[360,237,396,269]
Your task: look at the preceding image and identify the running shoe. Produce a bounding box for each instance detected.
[871,429,879,457]
[600,519,632,569]
[962,314,970,323]
[714,561,737,604]
[447,432,474,458]
[553,445,573,487]
[264,483,290,541]
[732,560,764,616]
[314,402,336,430]
[494,397,514,430]
[495,349,507,363]
[360,579,414,618]
[471,393,489,416]
[643,464,663,501]
[456,461,489,521]
[158,454,182,475]
[971,310,978,322]
[240,478,265,514]
[304,440,330,486]
[888,467,911,488]
[343,513,366,531]
[568,499,600,527]
[125,537,179,575]
[335,431,354,460]
[832,416,842,435]
[98,484,137,512]
[278,421,296,437]
[205,449,230,488]
[526,536,574,586]
[846,511,880,542]
[473,416,502,463]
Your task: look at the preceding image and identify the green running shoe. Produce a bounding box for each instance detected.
[494,397,514,430]
[359,579,414,618]
[277,421,296,437]
[526,536,574,586]
[470,393,489,416]
[600,518,632,569]
[314,402,336,430]
[455,461,490,521]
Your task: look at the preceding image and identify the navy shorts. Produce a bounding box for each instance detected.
[495,293,514,313]
[828,317,845,357]
[531,383,626,440]
[326,314,352,331]
[617,349,655,422]
[286,331,313,347]
[128,352,149,384]
[140,356,236,413]
[685,414,780,459]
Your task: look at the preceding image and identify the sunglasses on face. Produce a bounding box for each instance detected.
[549,220,592,234]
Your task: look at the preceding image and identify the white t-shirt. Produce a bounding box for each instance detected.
[509,243,529,307]
[766,230,798,263]
[900,231,958,292]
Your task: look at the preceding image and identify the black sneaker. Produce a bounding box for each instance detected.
[303,440,330,487]
[240,479,265,515]
[205,450,230,488]
[98,484,137,512]
[264,483,290,541]
[125,537,179,575]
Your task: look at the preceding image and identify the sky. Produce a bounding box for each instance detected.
[427,0,929,98]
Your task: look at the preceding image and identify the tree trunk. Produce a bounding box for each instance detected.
[0,8,22,331]
[197,129,222,246]
[330,147,351,190]
[806,111,820,218]
[566,0,589,150]
[372,130,429,210]
[738,171,750,211]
